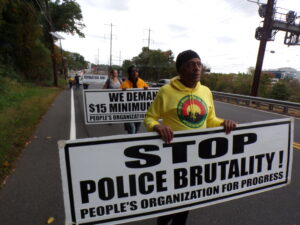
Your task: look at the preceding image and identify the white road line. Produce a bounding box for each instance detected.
[70,88,76,140]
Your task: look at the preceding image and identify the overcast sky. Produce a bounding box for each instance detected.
[61,0,300,73]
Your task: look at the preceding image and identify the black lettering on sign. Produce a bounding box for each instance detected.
[80,180,96,203]
[124,145,161,168]
[96,104,107,113]
[228,159,240,179]
[98,178,115,200]
[156,170,168,192]
[204,163,217,183]
[126,91,157,101]
[109,92,124,102]
[109,103,118,112]
[116,176,129,198]
[174,168,188,189]
[138,172,154,194]
[163,141,196,164]
[198,137,228,159]
[233,133,257,154]
[126,92,133,101]
[89,104,95,113]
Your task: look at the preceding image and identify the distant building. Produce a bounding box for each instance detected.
[265,67,299,80]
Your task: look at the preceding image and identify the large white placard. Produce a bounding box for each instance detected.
[83,88,159,124]
[58,118,293,225]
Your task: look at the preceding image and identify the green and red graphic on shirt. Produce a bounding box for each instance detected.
[177,95,208,128]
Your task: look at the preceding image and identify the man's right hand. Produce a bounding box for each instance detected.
[153,125,174,144]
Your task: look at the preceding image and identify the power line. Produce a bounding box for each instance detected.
[104,23,116,70]
[32,0,54,29]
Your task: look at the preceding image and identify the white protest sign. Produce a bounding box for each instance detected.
[58,118,293,225]
[83,88,159,124]
[82,74,107,85]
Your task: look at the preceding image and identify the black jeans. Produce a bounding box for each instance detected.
[157,211,189,225]
[124,122,141,134]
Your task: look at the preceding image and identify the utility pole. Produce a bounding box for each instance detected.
[44,0,58,86]
[97,48,100,74]
[143,28,153,51]
[147,28,151,50]
[104,23,115,72]
[110,23,113,71]
[251,0,275,96]
[98,48,99,65]
[119,51,122,66]
[250,0,300,96]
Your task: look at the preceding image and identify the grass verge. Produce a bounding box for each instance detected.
[0,77,63,187]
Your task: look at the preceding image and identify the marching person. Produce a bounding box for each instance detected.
[144,49,236,225]
[120,65,149,134]
[68,75,74,89]
[75,73,80,90]
[103,69,122,89]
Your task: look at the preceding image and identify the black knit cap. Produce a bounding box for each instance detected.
[176,50,200,71]
[127,65,138,75]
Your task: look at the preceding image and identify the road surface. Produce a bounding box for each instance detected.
[0,87,299,225]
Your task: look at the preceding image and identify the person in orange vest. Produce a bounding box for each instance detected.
[120,65,149,134]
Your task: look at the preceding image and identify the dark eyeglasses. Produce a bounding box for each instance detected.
[185,61,202,69]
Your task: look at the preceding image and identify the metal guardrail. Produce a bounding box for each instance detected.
[212,91,300,114]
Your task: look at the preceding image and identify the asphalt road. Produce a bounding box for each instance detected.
[0,87,299,225]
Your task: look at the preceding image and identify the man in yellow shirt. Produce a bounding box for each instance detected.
[144,50,236,225]
[120,65,148,134]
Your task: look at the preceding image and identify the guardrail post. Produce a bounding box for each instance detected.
[269,105,274,111]
[283,106,288,114]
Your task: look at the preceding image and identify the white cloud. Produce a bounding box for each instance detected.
[61,0,300,73]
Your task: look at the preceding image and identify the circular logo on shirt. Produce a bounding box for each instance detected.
[177,95,208,128]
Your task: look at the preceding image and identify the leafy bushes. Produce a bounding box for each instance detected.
[201,72,300,103]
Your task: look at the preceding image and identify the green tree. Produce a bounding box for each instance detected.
[125,47,176,81]
[49,0,85,37]
[201,73,220,90]
[257,72,273,97]
[0,0,85,85]
[269,81,290,100]
[286,78,300,102]
[44,0,85,86]
[0,0,52,82]
[232,74,252,95]
[65,52,88,71]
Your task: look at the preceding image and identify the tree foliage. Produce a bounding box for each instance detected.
[122,47,176,81]
[0,0,85,84]
[0,0,52,82]
[65,51,88,70]
[49,0,85,37]
[202,70,300,103]
[269,81,290,100]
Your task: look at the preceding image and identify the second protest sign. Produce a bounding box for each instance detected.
[83,88,159,124]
